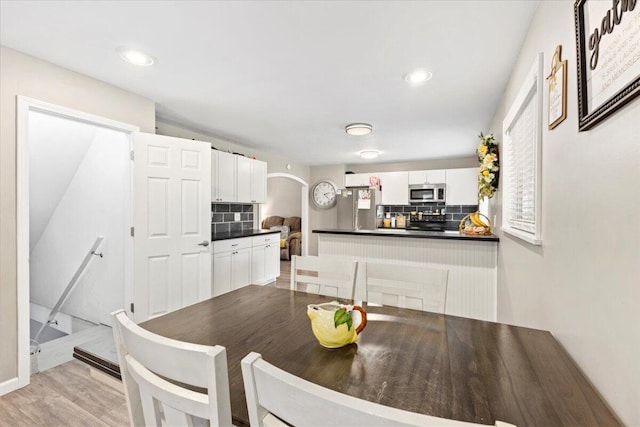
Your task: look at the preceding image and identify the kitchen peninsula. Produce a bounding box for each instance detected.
[313,228,499,321]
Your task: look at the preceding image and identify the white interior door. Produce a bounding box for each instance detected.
[133,133,211,322]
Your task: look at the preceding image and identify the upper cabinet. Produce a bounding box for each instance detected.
[343,167,478,207]
[212,150,267,204]
[237,156,267,204]
[408,169,446,185]
[251,160,267,203]
[212,150,237,202]
[445,168,478,206]
[344,173,373,187]
[379,171,409,205]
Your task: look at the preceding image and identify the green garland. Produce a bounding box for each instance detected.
[477,133,500,200]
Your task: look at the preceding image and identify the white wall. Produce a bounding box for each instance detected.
[0,45,155,383]
[487,2,640,425]
[29,111,97,248]
[308,165,345,255]
[263,177,302,220]
[29,125,128,327]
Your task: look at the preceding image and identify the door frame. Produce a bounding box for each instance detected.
[262,173,309,256]
[14,96,139,391]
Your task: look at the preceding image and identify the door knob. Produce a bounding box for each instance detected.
[197,240,209,247]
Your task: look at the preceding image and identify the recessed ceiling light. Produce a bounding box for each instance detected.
[359,149,381,160]
[117,46,155,66]
[404,69,432,85]
[345,123,373,136]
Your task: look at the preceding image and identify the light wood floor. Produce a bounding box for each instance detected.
[275,259,290,289]
[0,260,292,427]
[0,360,128,427]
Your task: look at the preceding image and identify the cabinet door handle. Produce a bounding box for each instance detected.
[197,240,209,247]
[265,244,270,248]
[231,244,238,247]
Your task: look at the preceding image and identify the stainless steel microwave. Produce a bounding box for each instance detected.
[408,184,446,203]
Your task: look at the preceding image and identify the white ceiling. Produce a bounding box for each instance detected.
[0,1,539,166]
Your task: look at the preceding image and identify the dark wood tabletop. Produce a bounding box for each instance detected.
[141,285,620,427]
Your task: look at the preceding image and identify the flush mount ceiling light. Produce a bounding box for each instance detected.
[117,46,155,66]
[359,149,381,160]
[345,123,373,136]
[404,69,433,85]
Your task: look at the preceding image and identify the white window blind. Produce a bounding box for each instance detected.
[502,53,543,245]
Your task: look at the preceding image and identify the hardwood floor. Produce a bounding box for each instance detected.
[0,360,129,426]
[274,259,290,289]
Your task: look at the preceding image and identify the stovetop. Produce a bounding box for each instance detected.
[406,213,446,231]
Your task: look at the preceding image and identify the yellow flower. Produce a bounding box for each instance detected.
[482,170,489,177]
[478,145,488,156]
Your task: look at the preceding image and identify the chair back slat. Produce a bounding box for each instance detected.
[241,352,499,427]
[364,262,449,313]
[112,310,232,427]
[126,354,210,424]
[290,255,357,300]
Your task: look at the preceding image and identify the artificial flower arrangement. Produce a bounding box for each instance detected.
[477,132,500,200]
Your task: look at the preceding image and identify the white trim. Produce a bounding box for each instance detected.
[501,53,543,246]
[0,377,21,395]
[502,226,543,246]
[13,96,139,395]
[264,173,309,256]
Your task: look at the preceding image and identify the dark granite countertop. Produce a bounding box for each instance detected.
[312,228,499,242]
[212,228,280,241]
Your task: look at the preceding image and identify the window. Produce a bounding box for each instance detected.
[502,53,543,245]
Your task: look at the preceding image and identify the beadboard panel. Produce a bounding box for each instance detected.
[317,234,497,321]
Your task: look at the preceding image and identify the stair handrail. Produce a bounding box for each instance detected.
[32,236,104,344]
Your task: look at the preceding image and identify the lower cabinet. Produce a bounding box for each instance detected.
[251,235,280,286]
[212,237,252,297]
[212,233,280,296]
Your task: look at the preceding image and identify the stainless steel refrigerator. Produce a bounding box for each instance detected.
[337,187,384,230]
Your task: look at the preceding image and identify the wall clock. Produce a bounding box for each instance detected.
[311,180,337,209]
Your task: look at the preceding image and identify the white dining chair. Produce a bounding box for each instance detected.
[111,309,233,427]
[290,255,357,300]
[241,352,514,427]
[363,262,449,313]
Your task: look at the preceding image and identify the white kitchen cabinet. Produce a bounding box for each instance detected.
[214,152,267,204]
[212,251,232,296]
[237,156,267,203]
[344,173,376,188]
[237,155,252,203]
[250,234,280,285]
[408,169,446,184]
[212,150,237,202]
[212,237,252,296]
[251,159,267,203]
[379,171,409,205]
[445,167,478,206]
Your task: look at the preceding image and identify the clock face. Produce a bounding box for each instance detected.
[311,181,337,209]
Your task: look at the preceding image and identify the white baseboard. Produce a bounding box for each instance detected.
[0,377,24,396]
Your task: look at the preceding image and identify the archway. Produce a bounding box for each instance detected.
[262,173,309,256]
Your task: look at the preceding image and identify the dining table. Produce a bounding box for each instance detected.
[140,285,620,426]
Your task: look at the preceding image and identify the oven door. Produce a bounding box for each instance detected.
[409,186,436,202]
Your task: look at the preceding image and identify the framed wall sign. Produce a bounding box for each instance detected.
[547,45,568,129]
[574,0,640,131]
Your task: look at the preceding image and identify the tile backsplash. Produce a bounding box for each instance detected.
[382,202,478,230]
[211,203,254,233]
